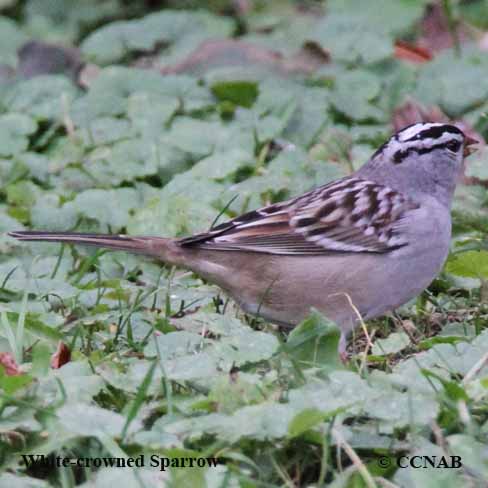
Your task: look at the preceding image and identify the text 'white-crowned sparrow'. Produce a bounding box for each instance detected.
[10,123,478,358]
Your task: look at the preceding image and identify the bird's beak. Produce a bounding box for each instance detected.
[464,135,479,157]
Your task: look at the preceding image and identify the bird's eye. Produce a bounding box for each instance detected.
[446,140,461,152]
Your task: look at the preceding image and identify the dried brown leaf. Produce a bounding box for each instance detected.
[0,352,21,376]
[418,3,471,53]
[50,341,71,369]
[394,40,432,64]
[158,39,328,77]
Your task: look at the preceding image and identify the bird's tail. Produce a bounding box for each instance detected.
[8,231,183,264]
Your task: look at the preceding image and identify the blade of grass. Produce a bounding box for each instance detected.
[332,427,377,488]
[151,332,174,416]
[15,282,30,364]
[121,359,157,441]
[99,434,146,488]
[0,265,18,291]
[50,243,66,279]
[1,312,18,361]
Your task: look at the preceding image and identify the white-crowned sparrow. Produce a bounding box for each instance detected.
[9,123,477,358]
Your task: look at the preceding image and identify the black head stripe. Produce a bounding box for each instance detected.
[372,123,466,165]
[392,141,462,164]
[402,124,464,142]
[393,149,409,164]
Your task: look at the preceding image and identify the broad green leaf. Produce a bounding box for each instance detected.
[211,80,259,108]
[330,70,385,122]
[452,184,488,229]
[82,139,178,187]
[207,373,267,414]
[372,331,411,356]
[144,331,204,359]
[128,186,221,237]
[76,468,167,487]
[38,187,148,231]
[415,47,488,116]
[166,403,298,442]
[128,158,241,236]
[189,148,253,181]
[0,405,42,433]
[6,180,40,208]
[77,116,133,146]
[289,372,374,416]
[214,329,279,367]
[311,14,393,65]
[390,330,488,395]
[23,0,120,44]
[81,10,233,65]
[57,403,141,437]
[448,435,488,479]
[367,387,439,432]
[37,361,104,404]
[2,76,78,121]
[31,341,51,378]
[327,0,426,35]
[0,17,28,66]
[162,117,255,156]
[254,79,329,147]
[465,147,488,181]
[285,310,342,371]
[0,473,50,488]
[0,368,32,394]
[288,408,326,438]
[461,0,488,29]
[132,422,182,450]
[445,250,488,279]
[127,92,179,141]
[393,441,466,488]
[0,114,37,157]
[162,352,218,381]
[0,311,63,343]
[72,68,212,122]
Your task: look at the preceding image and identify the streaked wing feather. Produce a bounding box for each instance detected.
[179,177,418,255]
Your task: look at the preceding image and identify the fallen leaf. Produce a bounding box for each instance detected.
[394,40,432,64]
[392,98,448,131]
[17,41,84,82]
[418,3,471,53]
[50,341,71,369]
[0,352,21,376]
[159,39,328,77]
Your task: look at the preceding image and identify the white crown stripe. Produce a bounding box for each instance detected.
[397,122,446,142]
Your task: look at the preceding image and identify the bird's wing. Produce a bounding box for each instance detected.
[179,177,419,255]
